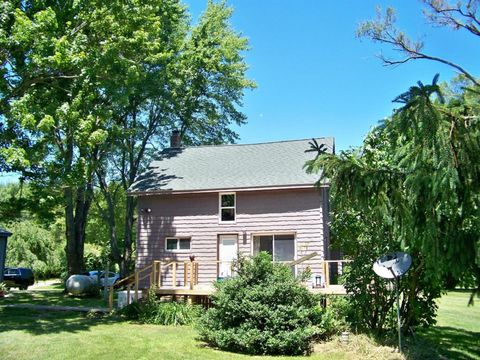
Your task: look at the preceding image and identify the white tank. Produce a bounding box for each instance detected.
[66,275,96,296]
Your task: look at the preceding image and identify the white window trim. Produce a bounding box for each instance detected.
[219,192,236,224]
[165,236,191,252]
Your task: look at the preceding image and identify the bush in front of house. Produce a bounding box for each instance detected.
[119,289,202,326]
[197,252,330,356]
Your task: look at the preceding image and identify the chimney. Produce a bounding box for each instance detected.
[170,129,181,148]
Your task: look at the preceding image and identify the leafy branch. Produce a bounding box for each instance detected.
[357,4,479,87]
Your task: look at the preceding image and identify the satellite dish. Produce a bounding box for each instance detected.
[373,252,412,279]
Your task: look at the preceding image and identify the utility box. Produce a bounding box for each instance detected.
[0,227,12,283]
[117,290,143,309]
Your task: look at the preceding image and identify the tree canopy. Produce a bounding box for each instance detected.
[307,75,480,297]
[0,0,255,275]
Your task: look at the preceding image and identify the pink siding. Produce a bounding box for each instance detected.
[136,188,328,285]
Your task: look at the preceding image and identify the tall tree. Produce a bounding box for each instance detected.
[90,0,189,276]
[307,76,480,296]
[1,0,104,275]
[95,0,256,275]
[1,0,228,275]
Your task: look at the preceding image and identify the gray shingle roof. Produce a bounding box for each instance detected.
[129,137,334,194]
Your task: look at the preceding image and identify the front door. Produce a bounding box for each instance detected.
[218,235,238,278]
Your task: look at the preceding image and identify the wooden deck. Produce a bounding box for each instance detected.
[153,283,347,297]
[108,257,350,309]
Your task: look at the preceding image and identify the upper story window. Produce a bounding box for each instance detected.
[165,237,191,251]
[219,192,236,223]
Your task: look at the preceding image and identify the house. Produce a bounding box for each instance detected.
[128,133,335,289]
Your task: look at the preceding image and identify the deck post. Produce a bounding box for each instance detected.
[108,286,114,310]
[184,261,188,287]
[152,261,156,288]
[157,262,162,288]
[190,261,194,290]
[322,262,326,287]
[325,262,330,287]
[127,284,131,305]
[194,262,198,285]
[172,262,177,288]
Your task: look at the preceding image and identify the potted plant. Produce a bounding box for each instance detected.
[0,282,7,298]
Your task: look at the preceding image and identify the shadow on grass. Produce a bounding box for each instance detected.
[0,307,120,336]
[405,326,480,360]
[3,289,106,308]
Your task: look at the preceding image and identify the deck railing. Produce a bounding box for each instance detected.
[108,258,352,310]
[322,260,352,287]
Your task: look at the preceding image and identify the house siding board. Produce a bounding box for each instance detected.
[136,188,326,285]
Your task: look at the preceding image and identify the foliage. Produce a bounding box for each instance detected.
[119,288,202,326]
[94,0,255,276]
[0,0,254,277]
[0,282,8,293]
[306,76,480,330]
[83,243,109,272]
[307,75,480,312]
[0,182,63,225]
[320,296,351,334]
[331,208,441,332]
[0,183,27,222]
[117,301,142,320]
[198,252,329,356]
[2,220,64,279]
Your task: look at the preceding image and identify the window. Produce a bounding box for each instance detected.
[253,234,296,273]
[253,234,295,262]
[5,268,20,275]
[165,237,191,251]
[219,193,236,222]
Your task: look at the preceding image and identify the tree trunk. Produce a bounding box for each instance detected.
[96,174,122,270]
[121,195,136,277]
[64,183,94,276]
[65,187,82,275]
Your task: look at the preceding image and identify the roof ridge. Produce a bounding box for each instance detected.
[164,137,333,151]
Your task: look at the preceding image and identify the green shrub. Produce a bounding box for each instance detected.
[118,301,141,320]
[315,296,351,337]
[198,252,330,356]
[119,289,201,326]
[3,220,64,279]
[340,242,440,332]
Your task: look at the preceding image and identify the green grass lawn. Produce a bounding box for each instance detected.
[0,307,350,360]
[410,290,480,360]
[0,288,478,360]
[2,281,107,308]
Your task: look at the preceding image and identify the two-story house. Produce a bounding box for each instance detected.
[129,133,334,290]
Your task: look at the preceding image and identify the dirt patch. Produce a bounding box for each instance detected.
[314,334,404,360]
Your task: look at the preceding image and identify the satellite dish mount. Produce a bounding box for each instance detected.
[373,252,412,353]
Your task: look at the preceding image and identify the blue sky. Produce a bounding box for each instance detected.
[189,0,480,151]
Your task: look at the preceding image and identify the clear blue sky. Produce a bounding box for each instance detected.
[189,0,479,151]
[1,1,479,184]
